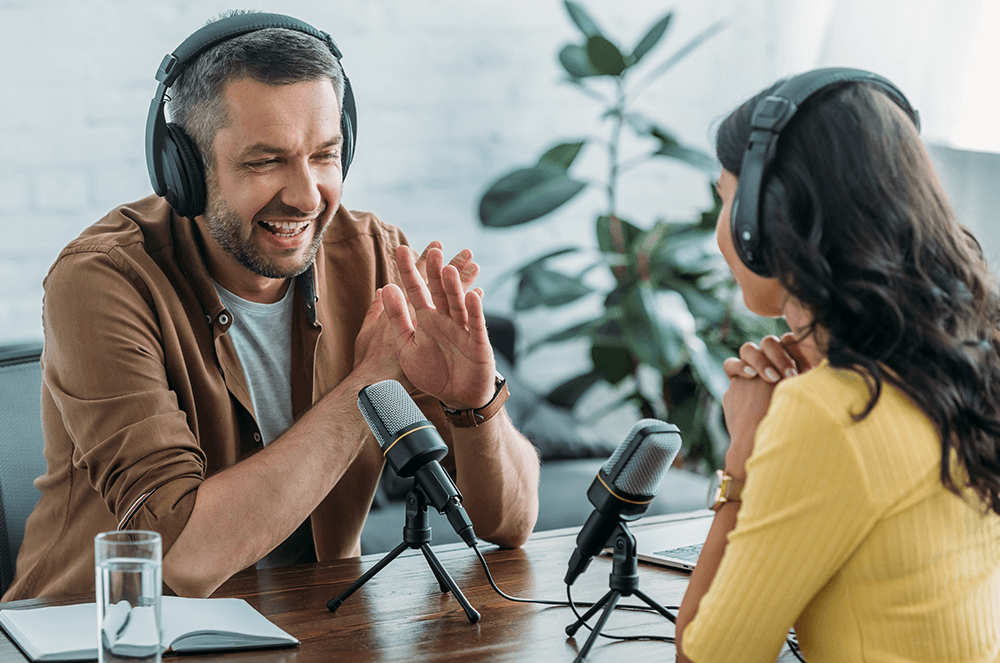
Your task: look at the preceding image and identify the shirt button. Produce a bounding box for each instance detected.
[254,432,262,443]
[219,313,230,325]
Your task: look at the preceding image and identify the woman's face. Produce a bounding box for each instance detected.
[715,169,784,317]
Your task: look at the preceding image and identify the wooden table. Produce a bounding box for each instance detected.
[0,512,799,662]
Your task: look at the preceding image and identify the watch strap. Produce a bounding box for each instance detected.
[710,470,745,511]
[441,374,509,428]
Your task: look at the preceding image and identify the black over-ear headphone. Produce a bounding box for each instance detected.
[731,67,920,276]
[145,12,358,219]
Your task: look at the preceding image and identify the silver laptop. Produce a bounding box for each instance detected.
[604,512,713,572]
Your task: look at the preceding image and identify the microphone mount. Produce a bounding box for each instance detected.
[564,522,674,662]
[327,482,480,624]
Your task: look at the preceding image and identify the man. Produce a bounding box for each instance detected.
[4,11,539,600]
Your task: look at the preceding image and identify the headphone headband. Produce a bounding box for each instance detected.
[145,13,357,218]
[731,67,919,276]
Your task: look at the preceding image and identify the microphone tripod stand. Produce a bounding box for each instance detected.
[327,486,481,623]
[565,523,674,662]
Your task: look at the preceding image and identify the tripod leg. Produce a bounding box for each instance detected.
[420,544,481,624]
[328,540,409,612]
[420,545,452,593]
[633,588,676,624]
[565,589,613,637]
[574,590,621,663]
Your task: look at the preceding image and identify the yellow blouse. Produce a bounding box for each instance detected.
[684,362,1000,662]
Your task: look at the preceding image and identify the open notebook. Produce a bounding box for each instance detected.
[0,595,298,662]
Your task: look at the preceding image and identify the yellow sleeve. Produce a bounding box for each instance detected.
[683,383,880,662]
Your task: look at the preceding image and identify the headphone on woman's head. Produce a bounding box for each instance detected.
[144,12,358,219]
[731,67,919,277]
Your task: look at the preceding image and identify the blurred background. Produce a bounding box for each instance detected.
[1,0,997,466]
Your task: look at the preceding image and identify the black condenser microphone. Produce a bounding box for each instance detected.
[564,419,682,585]
[358,380,477,547]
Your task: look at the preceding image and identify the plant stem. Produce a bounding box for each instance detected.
[607,76,625,216]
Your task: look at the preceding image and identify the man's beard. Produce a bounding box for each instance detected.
[202,176,330,280]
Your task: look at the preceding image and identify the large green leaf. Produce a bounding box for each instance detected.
[670,284,730,325]
[586,35,627,76]
[591,343,632,385]
[514,267,593,311]
[558,44,598,78]
[649,226,722,275]
[627,284,686,372]
[596,215,644,255]
[525,317,606,353]
[539,141,586,170]
[564,1,602,38]
[478,163,587,227]
[631,13,672,65]
[631,19,727,94]
[546,370,604,408]
[514,247,581,274]
[654,141,718,173]
[641,287,729,401]
[619,112,717,172]
[698,182,723,230]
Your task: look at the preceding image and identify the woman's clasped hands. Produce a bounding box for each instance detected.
[721,332,816,479]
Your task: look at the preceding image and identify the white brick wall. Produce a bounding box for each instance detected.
[2,0,995,404]
[0,0,788,348]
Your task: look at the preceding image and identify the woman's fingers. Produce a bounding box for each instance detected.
[735,336,800,383]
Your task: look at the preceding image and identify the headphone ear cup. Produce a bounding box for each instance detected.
[340,112,354,179]
[161,123,207,218]
[339,77,357,179]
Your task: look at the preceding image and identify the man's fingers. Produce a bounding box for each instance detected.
[442,264,468,328]
[465,289,490,347]
[448,249,479,290]
[379,284,415,341]
[396,245,434,310]
[365,289,385,321]
[414,241,443,282]
[425,247,450,314]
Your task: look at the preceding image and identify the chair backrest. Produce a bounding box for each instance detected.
[0,342,46,595]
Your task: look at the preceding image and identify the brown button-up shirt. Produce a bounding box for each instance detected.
[5,195,451,600]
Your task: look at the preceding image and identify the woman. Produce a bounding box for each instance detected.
[675,70,1000,662]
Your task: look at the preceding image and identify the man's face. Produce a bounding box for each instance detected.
[198,77,344,298]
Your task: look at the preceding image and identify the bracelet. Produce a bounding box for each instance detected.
[441,373,509,428]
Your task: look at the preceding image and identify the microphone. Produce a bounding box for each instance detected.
[564,419,682,585]
[357,380,478,548]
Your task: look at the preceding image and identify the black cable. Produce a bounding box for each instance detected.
[472,545,806,660]
[471,544,677,612]
[472,545,674,643]
[565,584,674,643]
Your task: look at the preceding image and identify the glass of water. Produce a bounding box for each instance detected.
[95,531,162,663]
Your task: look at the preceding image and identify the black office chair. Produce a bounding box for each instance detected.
[0,342,47,596]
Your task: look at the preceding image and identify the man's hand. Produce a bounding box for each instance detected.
[380,244,496,410]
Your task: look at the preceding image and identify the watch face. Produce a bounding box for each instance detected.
[707,469,724,509]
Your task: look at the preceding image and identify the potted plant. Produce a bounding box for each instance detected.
[477,1,785,471]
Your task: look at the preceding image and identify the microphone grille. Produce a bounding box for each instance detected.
[602,419,682,496]
[359,380,427,447]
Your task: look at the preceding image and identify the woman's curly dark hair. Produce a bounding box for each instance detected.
[717,81,1000,515]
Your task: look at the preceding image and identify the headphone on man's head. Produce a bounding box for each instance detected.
[145,12,358,219]
[731,67,920,277]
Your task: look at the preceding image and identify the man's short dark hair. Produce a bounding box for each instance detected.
[168,11,345,169]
